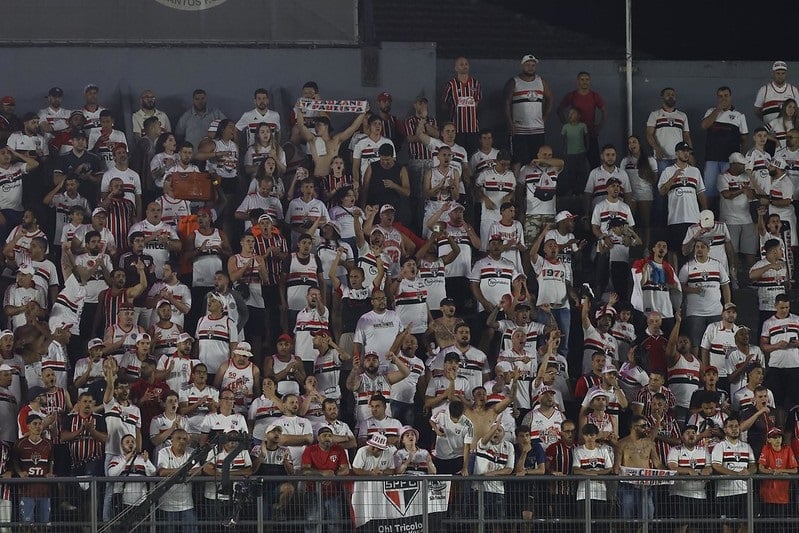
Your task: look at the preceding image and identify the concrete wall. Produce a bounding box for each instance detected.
[4,42,437,139]
[437,58,772,158]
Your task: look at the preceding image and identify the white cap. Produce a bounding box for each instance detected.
[601,362,618,374]
[87,338,104,350]
[554,210,577,224]
[366,433,389,450]
[699,209,715,229]
[770,158,787,170]
[587,388,610,402]
[728,152,747,165]
[17,264,34,276]
[773,60,788,71]
[521,54,539,64]
[92,207,107,217]
[177,332,193,344]
[0,364,13,372]
[379,204,396,214]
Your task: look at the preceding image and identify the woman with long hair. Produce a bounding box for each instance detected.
[327,185,361,257]
[249,155,285,200]
[244,123,286,179]
[149,132,177,190]
[620,134,657,247]
[768,98,797,149]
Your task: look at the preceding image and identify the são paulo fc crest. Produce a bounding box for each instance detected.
[383,479,420,515]
[154,0,227,11]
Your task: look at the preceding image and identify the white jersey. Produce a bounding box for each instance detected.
[103,398,142,456]
[711,439,754,496]
[437,222,473,278]
[488,220,525,273]
[156,354,195,393]
[74,225,115,256]
[207,138,239,179]
[527,406,565,448]
[431,411,474,460]
[191,229,224,287]
[667,355,701,408]
[285,197,329,246]
[668,445,711,499]
[38,106,71,132]
[235,108,281,147]
[131,109,171,137]
[353,373,393,424]
[510,76,546,135]
[49,274,87,331]
[573,444,614,500]
[353,136,394,176]
[155,195,191,229]
[6,132,47,155]
[760,313,799,368]
[196,315,238,374]
[4,285,45,331]
[146,280,191,328]
[584,166,631,207]
[418,258,447,312]
[89,129,128,170]
[531,255,570,309]
[427,139,468,178]
[699,322,739,377]
[657,165,706,224]
[476,169,516,249]
[236,193,284,231]
[247,394,283,440]
[497,348,537,409]
[354,310,402,361]
[759,173,797,244]
[353,445,395,473]
[149,413,187,456]
[469,255,520,312]
[49,192,89,243]
[518,163,559,215]
[179,384,219,434]
[749,258,787,312]
[220,361,255,414]
[285,253,321,312]
[314,348,345,400]
[754,82,799,126]
[646,108,690,160]
[127,220,176,280]
[683,223,733,272]
[156,447,195,512]
[469,148,498,176]
[591,198,635,261]
[389,354,424,404]
[74,253,113,304]
[473,439,515,494]
[497,319,546,353]
[726,346,765,392]
[294,306,330,363]
[0,162,28,211]
[678,257,729,317]
[394,277,428,335]
[620,155,657,201]
[272,415,313,470]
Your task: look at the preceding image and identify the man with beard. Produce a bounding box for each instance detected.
[145,261,191,329]
[712,417,756,533]
[0,144,38,241]
[2,208,47,278]
[178,364,219,445]
[631,239,681,336]
[700,302,741,394]
[175,88,226,147]
[129,202,181,280]
[156,332,194,393]
[196,292,239,383]
[235,88,281,149]
[613,415,662,528]
[294,287,329,376]
[89,110,129,172]
[504,55,553,175]
[70,231,113,339]
[347,350,409,428]
[353,289,402,364]
[272,393,313,472]
[100,144,141,219]
[471,234,523,337]
[149,299,182,359]
[156,428,199,531]
[132,90,171,138]
[667,424,712,533]
[101,364,142,520]
[759,293,799,409]
[581,293,619,374]
[666,312,701,424]
[301,426,350,528]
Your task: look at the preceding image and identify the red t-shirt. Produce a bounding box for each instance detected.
[759,444,797,504]
[13,437,53,498]
[301,443,349,496]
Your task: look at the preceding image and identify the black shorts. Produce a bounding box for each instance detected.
[433,456,463,475]
[717,493,746,520]
[483,492,507,520]
[673,495,708,521]
[667,223,692,254]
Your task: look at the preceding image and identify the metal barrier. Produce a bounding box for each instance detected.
[0,473,797,532]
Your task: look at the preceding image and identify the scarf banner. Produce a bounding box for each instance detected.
[619,466,677,485]
[300,98,368,113]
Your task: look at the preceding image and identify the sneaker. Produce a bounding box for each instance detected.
[60,501,77,512]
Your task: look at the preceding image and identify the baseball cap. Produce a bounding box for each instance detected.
[440,297,456,307]
[538,386,557,395]
[728,152,747,165]
[367,433,389,450]
[21,112,38,123]
[723,302,737,311]
[699,209,715,229]
[379,204,396,214]
[177,332,193,344]
[0,96,15,106]
[363,351,380,360]
[232,347,254,358]
[92,207,107,217]
[323,220,342,235]
[595,305,617,320]
[521,54,539,64]
[773,61,788,71]
[0,330,13,339]
[312,329,331,337]
[276,333,293,344]
[70,109,85,119]
[317,425,334,435]
[87,338,104,350]
[587,388,610,402]
[48,87,64,97]
[135,332,151,343]
[448,202,465,214]
[257,213,273,223]
[84,84,100,92]
[0,364,13,372]
[118,301,134,310]
[495,361,513,373]
[704,365,719,374]
[768,427,784,437]
[554,210,577,224]
[770,158,787,170]
[71,129,88,140]
[601,362,618,374]
[377,91,392,101]
[17,264,34,276]
[400,425,419,441]
[606,177,622,186]
[489,233,504,241]
[156,299,171,308]
[674,141,692,152]
[265,423,284,435]
[27,386,48,402]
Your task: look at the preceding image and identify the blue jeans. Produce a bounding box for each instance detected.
[703,160,729,199]
[19,497,51,524]
[159,508,197,533]
[538,307,571,358]
[618,483,654,521]
[305,494,343,533]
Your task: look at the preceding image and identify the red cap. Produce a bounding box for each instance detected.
[377,91,392,101]
[704,365,718,374]
[0,96,15,106]
[277,333,293,344]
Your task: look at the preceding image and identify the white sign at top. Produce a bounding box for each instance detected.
[154,0,227,11]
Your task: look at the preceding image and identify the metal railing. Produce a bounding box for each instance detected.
[0,473,796,532]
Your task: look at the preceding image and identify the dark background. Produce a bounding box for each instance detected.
[486,0,794,60]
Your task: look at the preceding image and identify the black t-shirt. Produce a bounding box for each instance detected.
[56,150,105,180]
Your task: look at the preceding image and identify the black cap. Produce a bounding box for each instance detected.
[378,143,395,157]
[444,351,461,363]
[21,112,39,123]
[674,141,692,152]
[71,128,88,140]
[440,297,456,307]
[606,177,622,186]
[27,386,47,402]
[48,87,64,97]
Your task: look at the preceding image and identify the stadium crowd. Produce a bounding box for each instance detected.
[2,54,799,532]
